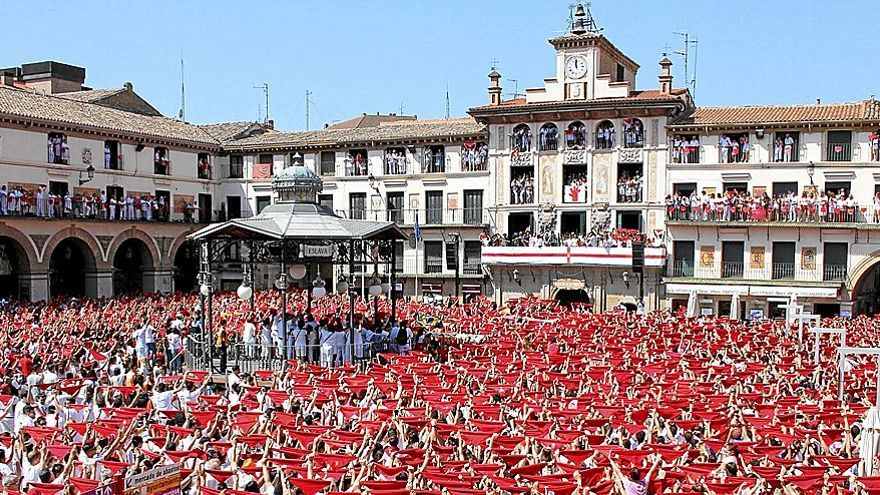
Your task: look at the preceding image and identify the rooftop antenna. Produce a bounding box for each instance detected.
[674,31,699,98]
[254,83,269,124]
[178,58,186,121]
[489,58,500,72]
[505,78,524,99]
[305,90,312,130]
[398,102,405,115]
[445,82,450,120]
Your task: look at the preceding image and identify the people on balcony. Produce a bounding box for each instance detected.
[384,149,407,174]
[623,118,644,148]
[718,134,750,163]
[667,188,872,223]
[672,135,700,163]
[565,122,587,150]
[563,171,588,202]
[198,156,212,179]
[539,124,558,151]
[512,125,531,152]
[482,227,661,248]
[345,152,368,176]
[596,121,615,149]
[617,172,642,203]
[154,149,170,174]
[0,185,173,221]
[461,142,488,171]
[510,173,534,204]
[773,133,798,162]
[423,147,445,173]
[870,129,880,162]
[47,134,69,165]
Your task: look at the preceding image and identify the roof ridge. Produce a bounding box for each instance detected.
[693,100,867,111]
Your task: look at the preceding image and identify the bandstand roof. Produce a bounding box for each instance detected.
[188,165,407,242]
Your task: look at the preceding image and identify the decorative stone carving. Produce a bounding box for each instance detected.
[593,153,610,198]
[96,235,114,254]
[510,151,533,167]
[618,148,643,164]
[537,205,557,234]
[648,151,658,202]
[540,164,555,200]
[563,149,586,164]
[651,119,659,146]
[591,205,611,231]
[31,235,49,256]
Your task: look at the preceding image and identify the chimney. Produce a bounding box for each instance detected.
[658,56,674,94]
[123,81,133,91]
[488,69,502,106]
[265,119,275,130]
[0,74,14,87]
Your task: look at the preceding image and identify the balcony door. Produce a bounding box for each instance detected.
[672,241,695,277]
[772,242,795,279]
[721,241,744,278]
[824,242,848,281]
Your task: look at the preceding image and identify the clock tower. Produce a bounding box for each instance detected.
[524,2,640,104]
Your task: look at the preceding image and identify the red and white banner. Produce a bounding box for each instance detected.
[481,246,666,267]
[563,185,587,203]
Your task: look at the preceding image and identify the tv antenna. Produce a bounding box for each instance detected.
[445,82,450,120]
[254,83,270,124]
[305,90,312,130]
[505,78,525,99]
[178,58,186,121]
[674,31,699,98]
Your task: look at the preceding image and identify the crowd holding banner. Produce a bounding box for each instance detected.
[0,289,878,494]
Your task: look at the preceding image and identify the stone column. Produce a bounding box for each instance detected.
[21,271,49,302]
[88,270,114,299]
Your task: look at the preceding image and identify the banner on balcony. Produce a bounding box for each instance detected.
[563,185,587,203]
[801,247,816,270]
[481,246,665,267]
[699,246,714,269]
[750,246,765,270]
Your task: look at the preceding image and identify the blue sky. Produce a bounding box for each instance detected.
[3,1,878,130]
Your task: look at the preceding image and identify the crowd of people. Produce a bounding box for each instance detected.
[383,150,407,175]
[718,135,752,164]
[482,228,660,248]
[772,134,799,162]
[595,122,615,150]
[667,189,880,224]
[565,124,588,150]
[512,126,532,153]
[616,173,643,203]
[510,174,535,205]
[622,119,645,149]
[540,125,559,151]
[0,288,879,494]
[344,153,368,177]
[0,185,173,222]
[671,135,701,164]
[46,135,70,166]
[460,143,489,172]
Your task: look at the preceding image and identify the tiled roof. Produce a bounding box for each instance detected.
[468,89,689,112]
[223,118,487,150]
[325,113,416,129]
[672,100,880,126]
[0,85,219,146]
[198,121,266,142]
[57,88,125,103]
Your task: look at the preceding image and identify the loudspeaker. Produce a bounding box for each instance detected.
[135,143,145,152]
[632,239,644,274]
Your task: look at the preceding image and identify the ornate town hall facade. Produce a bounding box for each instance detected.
[1,5,879,317]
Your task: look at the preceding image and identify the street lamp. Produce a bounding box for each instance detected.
[289,263,307,280]
[312,273,326,299]
[448,232,461,302]
[622,271,630,289]
[369,271,382,327]
[78,164,95,186]
[336,276,349,294]
[808,161,815,185]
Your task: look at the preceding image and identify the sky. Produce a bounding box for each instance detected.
[3,1,879,131]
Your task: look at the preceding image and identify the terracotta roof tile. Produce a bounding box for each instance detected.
[224,118,486,150]
[672,100,880,126]
[468,89,688,112]
[0,85,218,146]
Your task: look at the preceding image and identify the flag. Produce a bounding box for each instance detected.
[413,211,422,242]
[253,162,272,179]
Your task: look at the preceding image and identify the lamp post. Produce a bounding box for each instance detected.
[808,161,815,185]
[369,270,382,328]
[78,164,95,186]
[198,239,214,372]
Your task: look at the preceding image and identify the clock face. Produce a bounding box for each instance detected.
[565,55,587,79]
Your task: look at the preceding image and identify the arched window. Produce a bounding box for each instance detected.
[511,124,532,152]
[539,123,559,151]
[565,121,587,150]
[595,120,615,149]
[623,118,644,148]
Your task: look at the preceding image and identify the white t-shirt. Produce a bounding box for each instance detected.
[152,390,176,410]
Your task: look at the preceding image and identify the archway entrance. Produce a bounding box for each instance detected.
[173,241,198,293]
[853,261,880,316]
[554,289,592,308]
[49,238,96,298]
[113,239,154,295]
[0,237,30,300]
